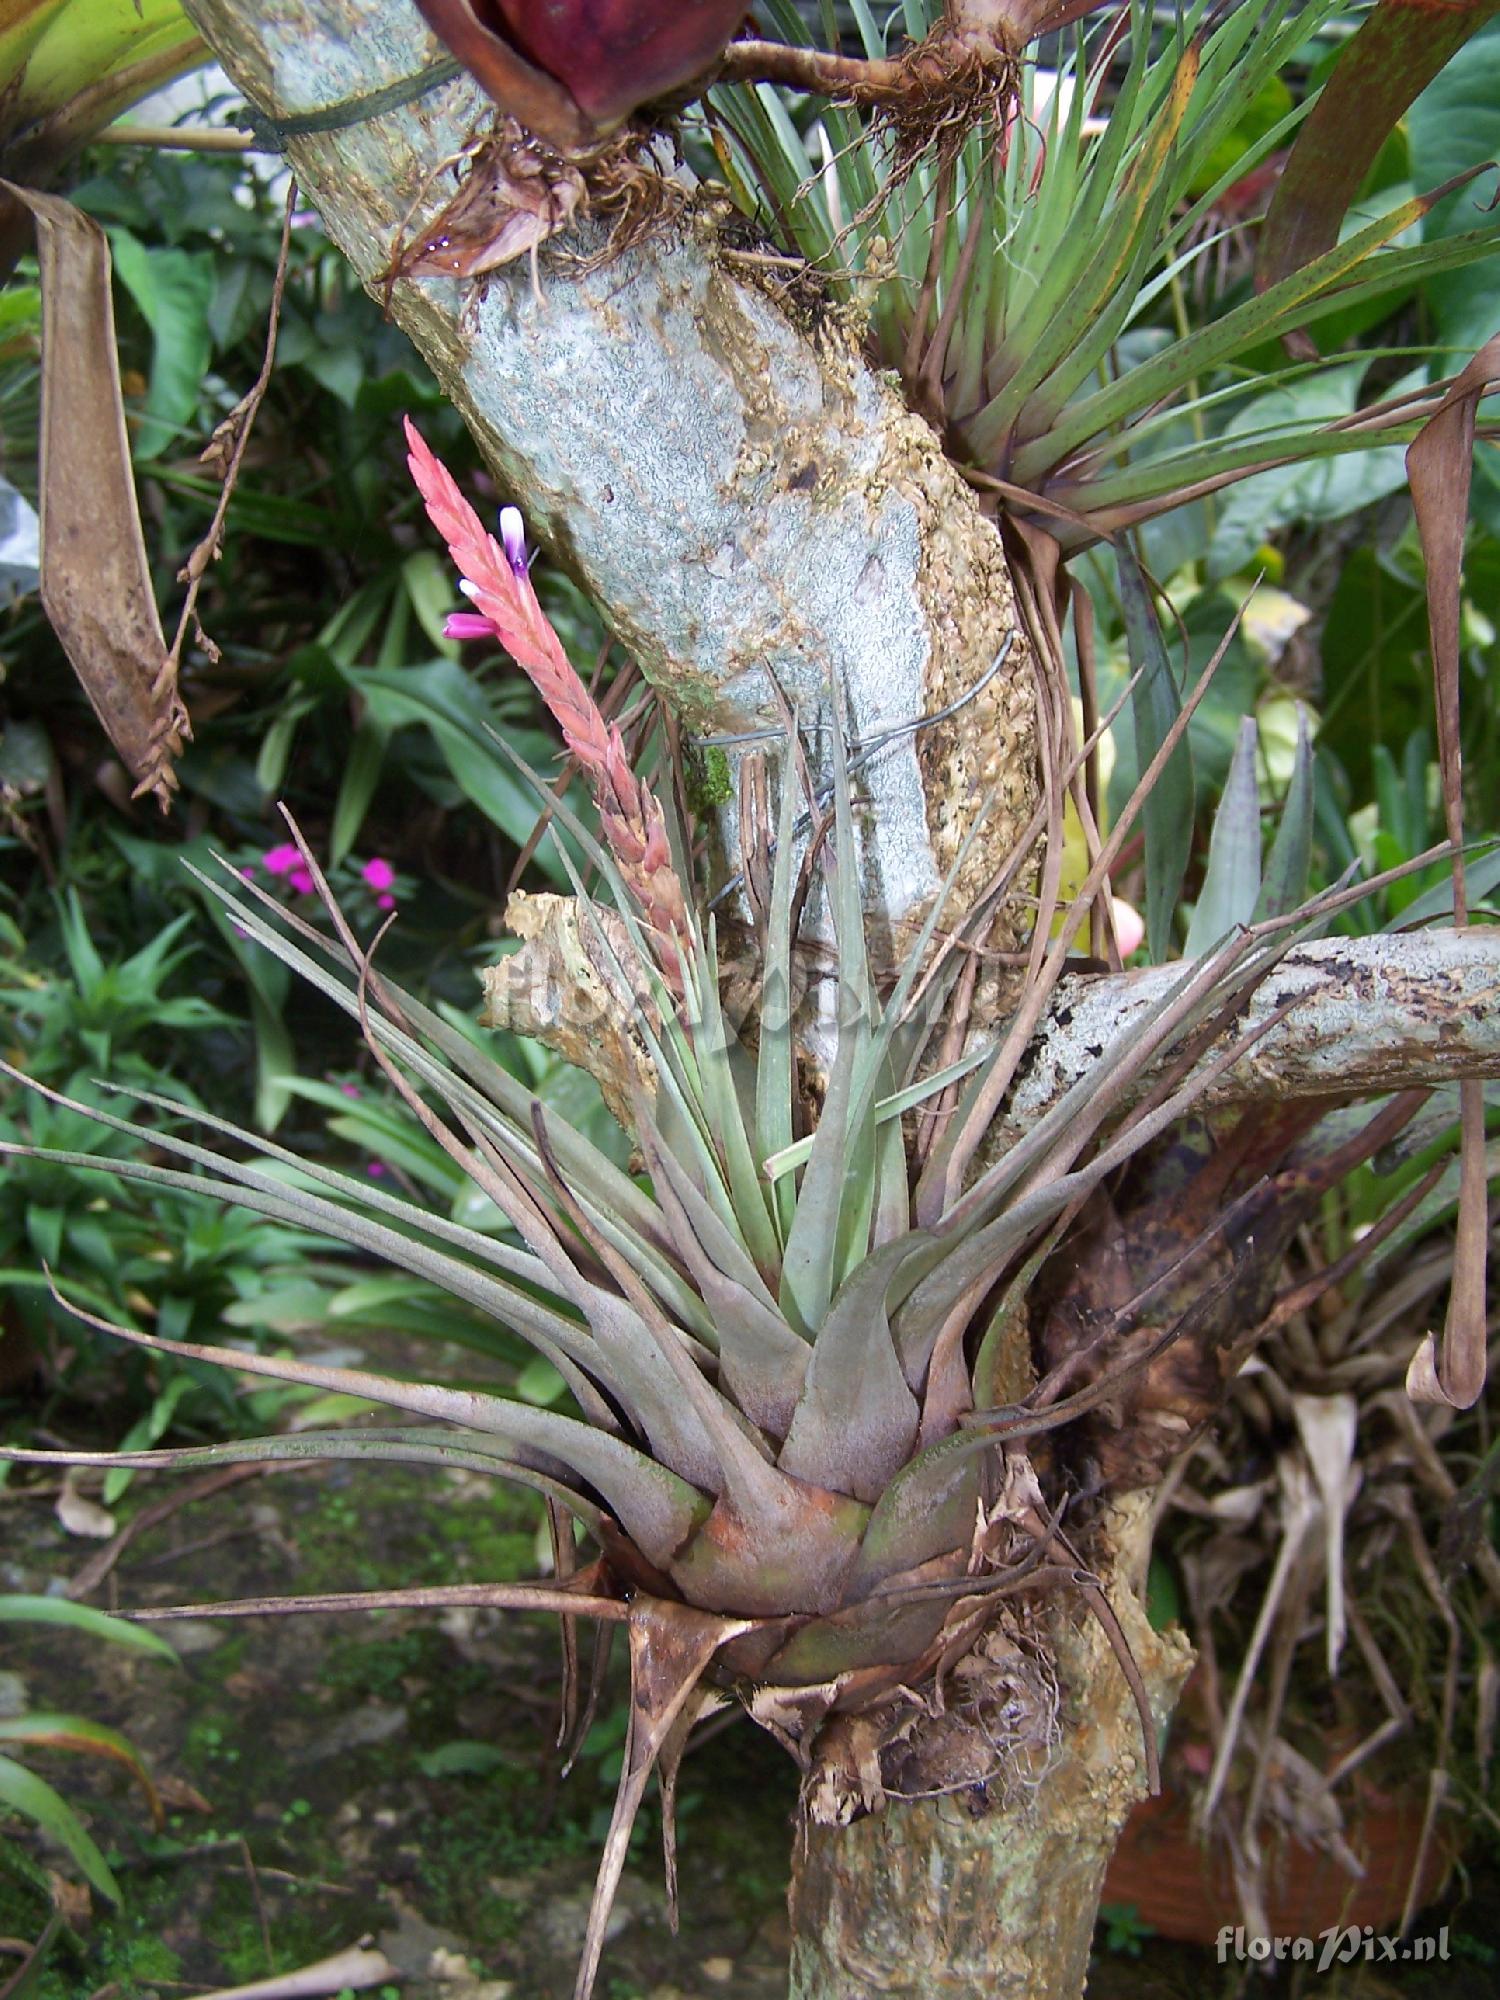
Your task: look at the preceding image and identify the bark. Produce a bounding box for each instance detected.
[1013,928,1500,1130]
[181,0,1035,942]
[788,1496,1191,2000]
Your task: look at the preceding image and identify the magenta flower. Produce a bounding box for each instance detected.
[362,857,396,892]
[445,610,494,642]
[289,867,315,896]
[367,1161,387,1178]
[262,843,301,876]
[376,892,396,910]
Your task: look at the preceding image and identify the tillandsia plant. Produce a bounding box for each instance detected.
[0,426,1478,1998]
[706,0,1500,543]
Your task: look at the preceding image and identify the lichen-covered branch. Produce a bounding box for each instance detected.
[478,911,1500,1138]
[1012,930,1500,1130]
[183,0,1034,937]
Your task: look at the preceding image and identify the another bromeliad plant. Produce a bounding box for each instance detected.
[0,422,1472,1997]
[706,0,1500,543]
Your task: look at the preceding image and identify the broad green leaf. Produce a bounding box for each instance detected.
[347,659,570,879]
[1204,364,1417,581]
[106,230,214,461]
[329,715,389,864]
[1256,706,1314,920]
[1184,717,1261,957]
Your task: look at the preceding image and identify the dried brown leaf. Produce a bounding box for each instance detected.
[1257,0,1500,298]
[574,1599,751,2000]
[1404,335,1500,1410]
[0,182,185,807]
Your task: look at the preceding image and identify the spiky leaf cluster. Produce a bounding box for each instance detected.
[0,435,1449,2000]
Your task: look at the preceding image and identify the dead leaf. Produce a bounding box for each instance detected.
[184,1938,397,1999]
[156,1772,214,1813]
[0,182,187,808]
[574,1599,750,2000]
[1404,335,1500,1411]
[41,1870,92,1936]
[1290,1393,1359,1674]
[56,1468,115,1540]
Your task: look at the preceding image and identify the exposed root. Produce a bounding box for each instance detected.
[567,126,691,270]
[384,26,1020,291]
[868,32,1019,177]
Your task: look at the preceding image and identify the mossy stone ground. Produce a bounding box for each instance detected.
[2,1454,1497,1998]
[0,1459,796,1999]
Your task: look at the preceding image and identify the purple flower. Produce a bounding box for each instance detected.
[362,856,396,892]
[339,1082,361,1098]
[262,843,301,876]
[444,610,495,641]
[289,867,315,896]
[498,505,527,577]
[239,865,256,881]
[366,1161,387,1178]
[376,892,396,911]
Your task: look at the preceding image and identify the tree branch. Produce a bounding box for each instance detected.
[183,0,1034,936]
[1010,931,1500,1130]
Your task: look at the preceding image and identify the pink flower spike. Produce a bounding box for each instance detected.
[289,867,315,896]
[362,857,396,892]
[262,843,300,876]
[377,893,396,910]
[405,415,691,993]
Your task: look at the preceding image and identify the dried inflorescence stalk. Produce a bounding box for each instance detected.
[404,417,690,984]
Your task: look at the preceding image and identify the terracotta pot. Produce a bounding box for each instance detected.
[1102,1778,1456,1943]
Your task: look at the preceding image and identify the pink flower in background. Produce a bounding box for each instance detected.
[239,865,256,881]
[262,843,301,876]
[289,867,315,896]
[338,1082,361,1098]
[1111,898,1146,958]
[361,857,396,892]
[367,1161,387,1178]
[376,893,396,911]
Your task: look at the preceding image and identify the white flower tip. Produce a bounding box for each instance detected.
[459,578,481,601]
[498,505,527,575]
